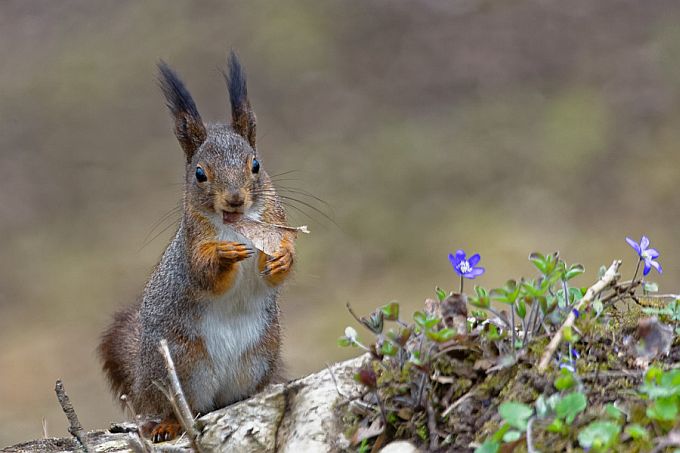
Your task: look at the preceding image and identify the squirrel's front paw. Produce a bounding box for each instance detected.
[216,241,253,265]
[259,246,293,285]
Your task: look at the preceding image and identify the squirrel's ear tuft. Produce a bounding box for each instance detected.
[158,61,207,162]
[224,51,257,149]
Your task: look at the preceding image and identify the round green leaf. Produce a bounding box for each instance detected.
[474,440,500,453]
[499,402,533,431]
[555,392,587,424]
[578,421,620,450]
[624,423,649,440]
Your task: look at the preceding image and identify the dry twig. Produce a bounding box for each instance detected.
[54,379,90,452]
[442,389,477,418]
[158,339,204,453]
[426,397,438,451]
[527,417,536,453]
[120,394,153,453]
[538,260,622,372]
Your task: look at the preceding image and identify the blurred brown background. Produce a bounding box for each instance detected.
[1,0,679,446]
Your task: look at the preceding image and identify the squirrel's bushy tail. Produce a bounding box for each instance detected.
[98,302,141,406]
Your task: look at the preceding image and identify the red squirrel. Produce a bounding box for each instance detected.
[98,52,294,442]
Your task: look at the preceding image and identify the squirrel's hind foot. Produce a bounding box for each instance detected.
[141,417,183,443]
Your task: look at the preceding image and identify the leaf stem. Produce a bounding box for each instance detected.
[510,306,517,357]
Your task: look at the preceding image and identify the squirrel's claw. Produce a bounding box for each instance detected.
[142,418,182,444]
[216,241,253,264]
[261,250,293,277]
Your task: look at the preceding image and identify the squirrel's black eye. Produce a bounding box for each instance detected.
[251,158,260,174]
[195,166,207,183]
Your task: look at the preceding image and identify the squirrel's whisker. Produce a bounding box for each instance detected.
[139,217,181,251]
[146,204,183,234]
[267,169,300,179]
[277,195,337,225]
[251,192,323,225]
[274,187,333,209]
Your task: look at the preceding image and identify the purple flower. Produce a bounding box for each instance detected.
[559,362,576,373]
[626,236,662,276]
[570,346,580,359]
[449,250,485,279]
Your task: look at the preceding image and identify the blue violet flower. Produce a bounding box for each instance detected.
[449,250,485,279]
[626,236,662,276]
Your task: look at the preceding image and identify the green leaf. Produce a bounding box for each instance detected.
[469,295,491,309]
[413,311,427,328]
[546,393,562,411]
[604,403,624,421]
[570,286,585,302]
[643,281,659,293]
[531,252,559,276]
[515,299,527,319]
[486,323,503,341]
[564,263,585,281]
[425,327,456,343]
[435,287,447,302]
[380,302,400,321]
[337,337,352,347]
[522,279,549,298]
[593,298,604,315]
[505,279,521,301]
[423,317,439,330]
[490,288,510,305]
[414,310,440,330]
[598,265,607,278]
[499,402,533,431]
[646,397,678,422]
[563,326,579,343]
[645,366,664,384]
[578,421,620,451]
[409,350,424,366]
[624,423,649,440]
[380,340,398,356]
[471,309,488,320]
[436,327,456,342]
[491,423,511,443]
[546,417,566,434]
[554,368,576,391]
[534,395,548,419]
[387,326,413,347]
[555,392,587,424]
[529,252,547,274]
[502,430,521,443]
[474,440,500,453]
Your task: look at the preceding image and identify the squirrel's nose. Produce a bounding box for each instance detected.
[225,191,245,208]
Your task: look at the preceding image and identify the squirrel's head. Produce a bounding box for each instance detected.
[158,52,267,225]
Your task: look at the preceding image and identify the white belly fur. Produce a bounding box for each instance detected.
[191,222,276,411]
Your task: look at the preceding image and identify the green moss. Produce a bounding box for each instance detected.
[339,292,680,452]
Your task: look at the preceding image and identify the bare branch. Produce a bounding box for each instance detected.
[538,260,621,372]
[54,379,90,452]
[158,339,204,453]
[120,395,153,453]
